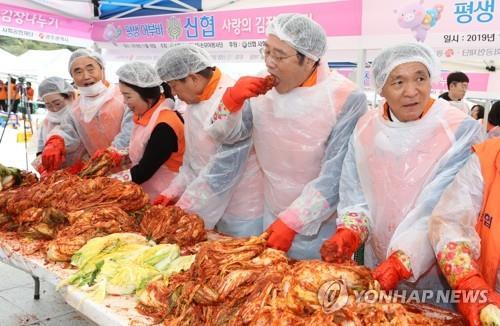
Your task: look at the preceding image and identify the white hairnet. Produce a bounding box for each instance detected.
[155,44,213,81]
[38,76,74,99]
[266,13,327,61]
[116,62,162,88]
[371,42,440,94]
[68,48,105,73]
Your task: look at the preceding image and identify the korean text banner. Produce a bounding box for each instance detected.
[361,0,499,59]
[0,3,92,46]
[92,0,362,44]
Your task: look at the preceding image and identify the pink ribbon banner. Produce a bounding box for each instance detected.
[92,0,362,44]
[0,3,92,40]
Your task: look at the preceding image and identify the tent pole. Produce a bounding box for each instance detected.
[355,49,366,88]
[170,0,198,11]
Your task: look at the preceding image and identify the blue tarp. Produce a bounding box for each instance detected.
[99,0,202,19]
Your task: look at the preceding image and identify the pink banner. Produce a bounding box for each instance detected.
[362,0,499,50]
[336,69,489,92]
[92,1,362,44]
[363,0,499,36]
[0,3,91,39]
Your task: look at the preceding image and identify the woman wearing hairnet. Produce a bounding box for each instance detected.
[429,137,500,325]
[110,62,185,201]
[320,43,483,298]
[33,77,84,173]
[209,14,367,259]
[154,44,264,237]
[41,49,133,173]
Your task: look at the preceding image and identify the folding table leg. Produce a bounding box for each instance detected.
[32,276,40,300]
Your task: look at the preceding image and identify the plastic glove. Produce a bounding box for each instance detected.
[153,194,176,206]
[32,155,45,174]
[479,304,500,326]
[92,148,123,167]
[41,135,65,172]
[456,274,500,326]
[320,228,361,263]
[65,160,85,175]
[109,169,132,182]
[372,251,412,291]
[266,219,297,252]
[222,76,271,112]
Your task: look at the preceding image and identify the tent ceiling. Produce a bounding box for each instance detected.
[5,0,334,21]
[98,0,201,19]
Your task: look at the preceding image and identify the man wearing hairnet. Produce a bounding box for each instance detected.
[429,137,500,324]
[209,13,367,259]
[154,44,265,237]
[41,49,133,172]
[320,43,483,299]
[33,77,85,173]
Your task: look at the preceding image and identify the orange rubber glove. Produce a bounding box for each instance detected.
[92,148,122,167]
[222,76,271,112]
[320,228,361,263]
[266,219,297,252]
[41,135,65,172]
[456,274,500,326]
[372,252,412,291]
[153,194,176,206]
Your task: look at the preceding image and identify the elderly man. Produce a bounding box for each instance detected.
[209,13,367,259]
[320,43,483,299]
[429,137,500,325]
[41,49,133,172]
[154,44,265,237]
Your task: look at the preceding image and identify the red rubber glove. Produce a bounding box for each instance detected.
[153,194,176,206]
[372,252,412,291]
[33,156,45,174]
[456,274,500,326]
[41,135,65,172]
[320,228,361,263]
[222,76,270,112]
[65,160,85,175]
[266,219,297,252]
[92,148,122,167]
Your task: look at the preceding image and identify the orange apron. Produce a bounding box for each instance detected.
[473,138,500,288]
[129,99,185,201]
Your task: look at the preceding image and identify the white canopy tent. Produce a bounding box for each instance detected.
[1,0,95,20]
[15,49,72,80]
[0,48,17,73]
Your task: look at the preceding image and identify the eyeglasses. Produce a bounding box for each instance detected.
[259,47,298,64]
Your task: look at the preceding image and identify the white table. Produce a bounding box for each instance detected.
[0,232,154,325]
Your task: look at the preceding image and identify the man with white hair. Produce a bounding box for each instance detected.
[209,13,367,259]
[320,43,483,297]
[154,44,265,237]
[41,49,133,172]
